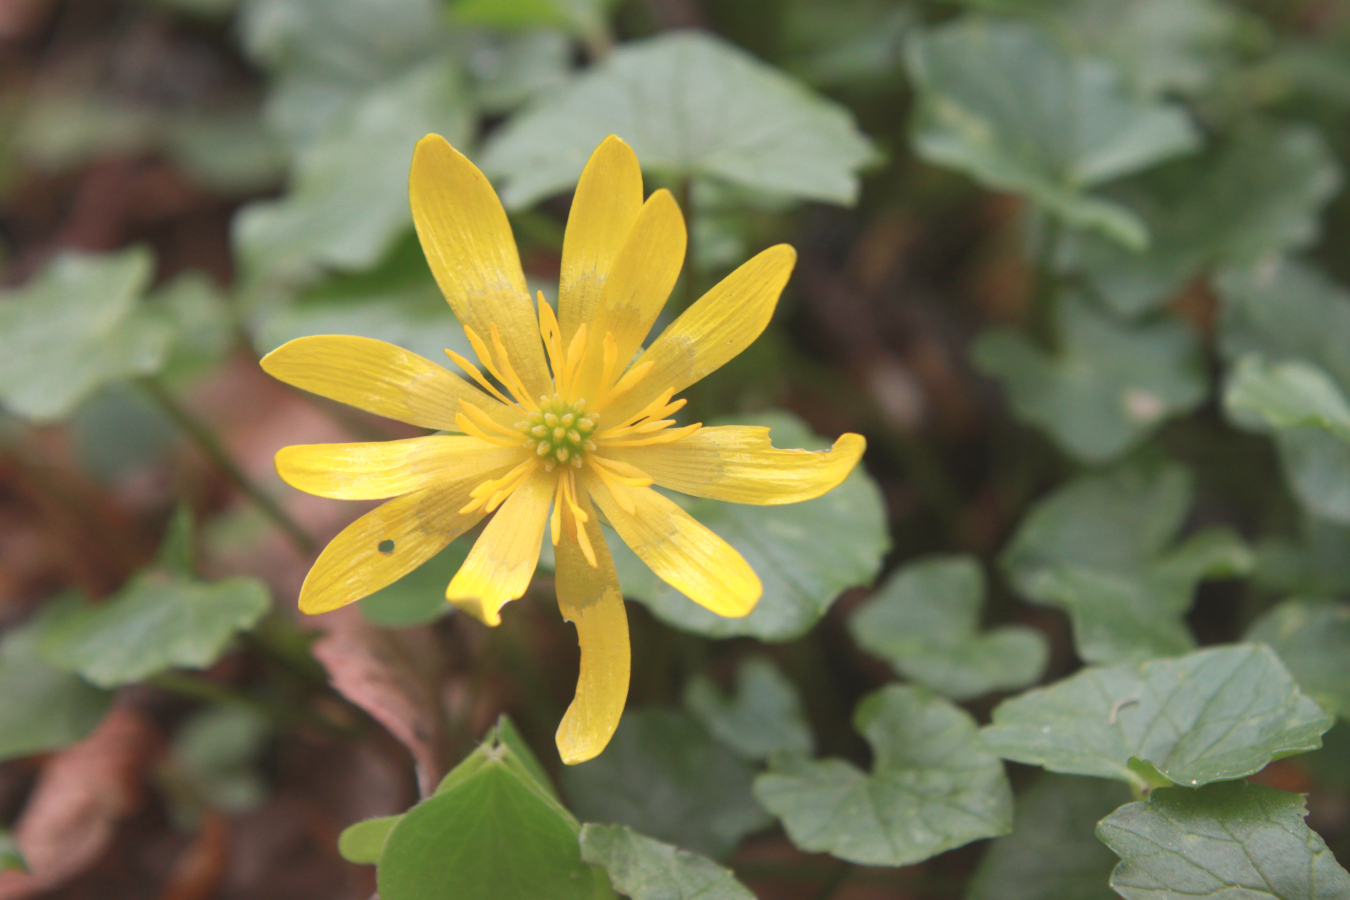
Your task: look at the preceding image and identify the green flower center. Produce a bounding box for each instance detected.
[518,395,598,470]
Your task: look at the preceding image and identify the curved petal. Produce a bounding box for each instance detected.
[559,135,644,344]
[261,335,516,431]
[604,427,866,506]
[584,471,760,618]
[555,493,630,765]
[446,468,554,625]
[598,244,796,427]
[574,189,686,402]
[410,134,550,399]
[276,436,524,500]
[298,480,495,614]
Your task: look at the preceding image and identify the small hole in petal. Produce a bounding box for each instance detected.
[378,539,395,555]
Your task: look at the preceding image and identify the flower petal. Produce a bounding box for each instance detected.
[410,134,550,399]
[298,483,493,614]
[599,244,796,426]
[276,436,523,501]
[605,427,866,505]
[584,472,760,618]
[261,335,516,431]
[446,468,554,625]
[555,494,630,765]
[575,189,686,402]
[559,135,644,344]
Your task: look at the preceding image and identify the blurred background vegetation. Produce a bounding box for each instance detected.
[2,0,1350,898]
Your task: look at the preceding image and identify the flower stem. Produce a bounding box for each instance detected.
[139,378,315,555]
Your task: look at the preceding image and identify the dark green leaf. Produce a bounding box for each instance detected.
[974,294,1207,464]
[683,656,813,761]
[968,774,1130,900]
[754,685,1012,866]
[563,709,770,860]
[579,824,755,900]
[980,643,1333,789]
[905,18,1199,248]
[849,555,1048,700]
[1098,781,1350,900]
[481,32,876,209]
[1248,599,1350,719]
[165,705,271,816]
[40,573,271,688]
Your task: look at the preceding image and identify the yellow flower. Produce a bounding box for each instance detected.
[262,134,865,763]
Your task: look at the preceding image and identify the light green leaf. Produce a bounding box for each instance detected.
[40,573,271,688]
[1002,460,1250,664]
[754,685,1012,866]
[683,656,813,761]
[848,555,1048,700]
[905,18,1199,248]
[151,271,235,383]
[968,774,1129,900]
[1060,123,1340,317]
[0,830,27,874]
[378,723,614,900]
[979,643,1333,789]
[481,31,876,208]
[974,293,1207,464]
[1248,599,1350,719]
[1226,355,1350,444]
[780,0,915,88]
[459,30,571,114]
[620,412,888,642]
[451,0,613,40]
[1097,781,1350,900]
[0,608,112,763]
[339,816,400,865]
[579,824,755,900]
[0,248,174,422]
[563,709,770,860]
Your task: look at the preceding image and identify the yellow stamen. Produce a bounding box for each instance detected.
[445,349,517,409]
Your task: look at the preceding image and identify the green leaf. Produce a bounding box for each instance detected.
[968,774,1129,900]
[164,705,271,817]
[39,572,271,688]
[904,18,1199,248]
[480,31,876,209]
[974,294,1206,464]
[451,0,613,39]
[1255,519,1350,598]
[0,248,174,422]
[0,829,27,874]
[562,708,770,860]
[579,823,755,900]
[1226,355,1350,444]
[151,271,235,383]
[1097,781,1350,900]
[848,555,1048,700]
[754,685,1012,866]
[0,607,112,763]
[1247,599,1350,719]
[156,505,197,576]
[780,0,916,88]
[339,816,400,865]
[378,723,614,900]
[979,643,1333,789]
[1002,460,1250,664]
[620,411,888,642]
[358,541,470,627]
[1059,123,1340,317]
[683,656,813,761]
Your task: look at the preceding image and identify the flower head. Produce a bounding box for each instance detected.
[262,134,865,763]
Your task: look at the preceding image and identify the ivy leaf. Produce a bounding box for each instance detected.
[754,685,1012,866]
[1059,122,1341,317]
[1247,599,1350,719]
[377,721,614,900]
[620,412,889,642]
[973,294,1207,464]
[849,555,1048,700]
[481,31,876,209]
[683,656,814,761]
[39,572,271,688]
[563,709,770,860]
[904,18,1199,248]
[0,248,174,423]
[1097,781,1350,900]
[968,774,1130,900]
[0,607,112,763]
[1003,461,1250,665]
[579,824,756,900]
[979,643,1333,789]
